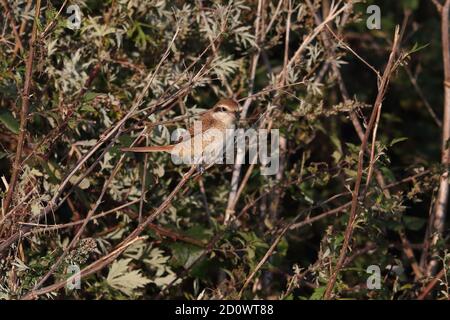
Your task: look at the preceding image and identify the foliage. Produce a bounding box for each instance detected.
[0,0,449,300]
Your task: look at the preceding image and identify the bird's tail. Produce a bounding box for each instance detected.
[121,145,174,153]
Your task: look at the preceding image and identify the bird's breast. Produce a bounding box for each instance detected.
[212,112,236,129]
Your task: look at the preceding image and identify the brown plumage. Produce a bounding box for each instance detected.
[121,98,239,155]
[187,98,239,133]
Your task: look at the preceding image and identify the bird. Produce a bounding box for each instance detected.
[121,98,240,164]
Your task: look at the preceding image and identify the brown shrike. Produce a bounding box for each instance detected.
[122,99,239,164]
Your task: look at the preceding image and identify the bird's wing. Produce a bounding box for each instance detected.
[174,112,217,143]
[187,112,217,137]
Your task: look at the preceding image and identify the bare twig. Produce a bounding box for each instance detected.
[22,236,144,300]
[3,0,41,215]
[0,0,23,53]
[404,66,442,127]
[19,200,140,232]
[21,62,103,166]
[427,0,450,276]
[13,0,32,55]
[22,164,198,299]
[225,0,264,222]
[318,7,424,280]
[0,27,224,256]
[237,167,431,296]
[418,267,447,299]
[40,0,69,40]
[138,135,150,223]
[238,223,290,298]
[432,0,444,12]
[323,28,402,299]
[196,0,234,97]
[24,28,181,293]
[226,1,350,222]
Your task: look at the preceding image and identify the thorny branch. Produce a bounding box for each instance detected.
[323,28,403,299]
[2,0,41,215]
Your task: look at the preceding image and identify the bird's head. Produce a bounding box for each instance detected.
[214,98,240,114]
[211,98,240,126]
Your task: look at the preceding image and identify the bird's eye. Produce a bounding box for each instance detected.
[219,106,226,112]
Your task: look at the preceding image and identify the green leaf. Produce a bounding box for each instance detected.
[408,42,429,55]
[69,175,90,189]
[106,259,151,296]
[380,166,396,183]
[45,4,58,22]
[310,286,326,300]
[80,104,97,113]
[403,0,419,10]
[403,216,426,231]
[185,225,210,240]
[169,243,203,269]
[82,91,101,103]
[0,109,19,134]
[390,137,408,147]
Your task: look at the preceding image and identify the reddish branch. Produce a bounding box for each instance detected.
[236,169,430,297]
[0,29,225,258]
[0,0,23,53]
[22,165,198,299]
[323,28,402,299]
[20,62,102,166]
[427,0,450,276]
[3,0,41,215]
[418,267,448,299]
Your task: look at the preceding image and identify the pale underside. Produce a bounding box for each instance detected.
[171,125,236,164]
